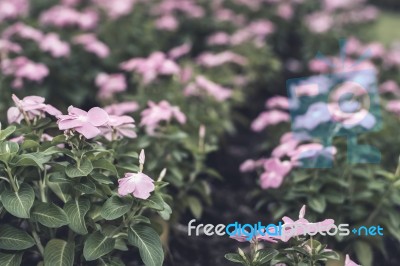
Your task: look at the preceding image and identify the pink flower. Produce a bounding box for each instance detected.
[40,33,70,58]
[140,101,186,134]
[260,158,292,189]
[100,115,136,141]
[251,110,290,132]
[155,15,178,31]
[305,12,333,33]
[265,96,289,110]
[239,158,265,173]
[73,34,109,58]
[0,39,22,54]
[345,254,360,266]
[93,0,136,19]
[95,73,126,99]
[197,51,247,67]
[2,23,43,42]
[207,32,230,46]
[104,101,139,116]
[380,80,399,94]
[118,172,155,200]
[2,57,49,88]
[57,106,109,139]
[272,139,300,158]
[39,6,98,30]
[0,0,29,22]
[386,100,400,115]
[120,52,180,84]
[277,4,293,20]
[7,94,61,124]
[168,43,191,59]
[184,76,232,102]
[279,205,335,242]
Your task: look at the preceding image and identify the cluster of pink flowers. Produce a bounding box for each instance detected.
[39,5,98,30]
[2,57,49,88]
[7,95,61,124]
[0,0,29,22]
[120,52,180,84]
[184,76,232,102]
[95,73,127,99]
[40,33,71,58]
[140,100,186,135]
[73,34,110,58]
[57,106,136,140]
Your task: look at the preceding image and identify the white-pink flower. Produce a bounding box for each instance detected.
[104,101,139,116]
[100,115,136,141]
[7,94,61,124]
[345,254,360,266]
[260,158,292,189]
[57,106,109,139]
[251,110,290,132]
[118,172,155,199]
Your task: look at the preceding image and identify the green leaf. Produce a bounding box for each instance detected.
[100,196,133,220]
[0,252,23,266]
[48,177,72,203]
[0,225,35,250]
[158,202,172,221]
[31,202,69,228]
[1,183,34,218]
[44,239,74,266]
[74,178,96,194]
[256,249,279,264]
[83,231,115,261]
[143,194,164,211]
[64,198,90,235]
[13,153,51,170]
[224,253,247,264]
[128,224,164,266]
[21,140,40,150]
[92,159,118,176]
[307,195,326,213]
[187,196,202,219]
[65,158,93,178]
[354,241,373,266]
[0,142,19,163]
[0,126,16,141]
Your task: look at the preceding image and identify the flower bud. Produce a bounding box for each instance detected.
[139,149,145,165]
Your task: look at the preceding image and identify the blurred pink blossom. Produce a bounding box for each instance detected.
[95,73,126,99]
[2,23,43,42]
[260,158,292,189]
[197,51,247,67]
[57,106,109,139]
[73,34,109,58]
[104,101,139,116]
[168,43,191,59]
[380,80,400,94]
[0,39,22,54]
[40,33,70,58]
[2,57,49,88]
[92,0,136,19]
[265,96,289,110]
[7,94,61,124]
[40,6,98,30]
[0,0,29,22]
[118,172,154,199]
[140,101,186,134]
[251,110,290,132]
[305,12,333,33]
[386,100,400,115]
[184,76,232,102]
[207,32,231,46]
[155,15,178,31]
[277,3,293,20]
[239,158,266,173]
[120,52,180,84]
